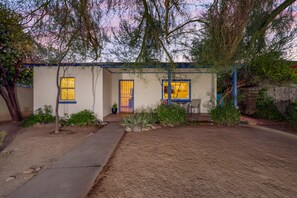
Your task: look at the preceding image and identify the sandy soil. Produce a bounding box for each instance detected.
[0,122,22,152]
[0,124,98,197]
[88,126,297,198]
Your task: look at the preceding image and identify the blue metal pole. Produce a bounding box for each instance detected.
[232,65,238,108]
[168,69,172,105]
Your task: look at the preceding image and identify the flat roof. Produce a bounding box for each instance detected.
[23,62,209,69]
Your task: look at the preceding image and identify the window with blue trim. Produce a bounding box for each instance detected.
[60,77,75,101]
[163,80,191,101]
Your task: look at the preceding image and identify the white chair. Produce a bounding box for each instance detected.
[188,99,201,120]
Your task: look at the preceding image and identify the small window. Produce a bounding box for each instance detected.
[163,80,190,101]
[60,77,75,100]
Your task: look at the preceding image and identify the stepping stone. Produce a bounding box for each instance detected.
[6,176,15,182]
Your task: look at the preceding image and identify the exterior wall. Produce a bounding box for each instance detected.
[0,87,33,121]
[103,69,112,117]
[112,73,162,111]
[111,72,217,113]
[33,66,216,120]
[34,66,104,120]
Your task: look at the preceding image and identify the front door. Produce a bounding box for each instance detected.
[119,80,134,113]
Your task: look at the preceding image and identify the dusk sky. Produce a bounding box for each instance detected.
[5,0,297,62]
[98,0,208,62]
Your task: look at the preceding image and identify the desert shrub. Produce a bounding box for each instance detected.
[0,130,7,146]
[66,110,98,126]
[286,101,297,129]
[254,89,284,121]
[23,105,55,127]
[122,108,157,129]
[210,103,240,125]
[123,104,187,128]
[155,104,187,126]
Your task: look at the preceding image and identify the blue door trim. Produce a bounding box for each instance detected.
[119,80,134,113]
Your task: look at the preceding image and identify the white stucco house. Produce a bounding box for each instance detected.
[27,62,217,121]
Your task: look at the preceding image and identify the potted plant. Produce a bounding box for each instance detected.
[111,103,118,114]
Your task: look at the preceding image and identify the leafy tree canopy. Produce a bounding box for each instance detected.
[0,3,36,121]
[191,0,297,87]
[0,3,33,86]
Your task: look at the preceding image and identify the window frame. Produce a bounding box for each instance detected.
[59,77,76,102]
[162,79,191,102]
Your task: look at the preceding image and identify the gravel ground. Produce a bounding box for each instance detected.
[0,124,98,197]
[0,122,22,152]
[88,125,297,198]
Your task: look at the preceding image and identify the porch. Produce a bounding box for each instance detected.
[101,63,217,120]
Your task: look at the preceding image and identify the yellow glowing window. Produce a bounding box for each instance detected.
[60,77,75,100]
[163,80,190,101]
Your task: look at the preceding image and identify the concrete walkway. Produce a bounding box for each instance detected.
[9,122,125,198]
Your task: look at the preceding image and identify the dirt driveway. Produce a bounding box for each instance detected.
[88,126,297,198]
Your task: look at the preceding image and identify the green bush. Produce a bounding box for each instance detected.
[286,101,297,129]
[155,104,187,126]
[0,130,7,146]
[66,110,98,126]
[254,89,284,121]
[122,104,187,129]
[122,108,157,129]
[210,103,240,125]
[23,105,55,127]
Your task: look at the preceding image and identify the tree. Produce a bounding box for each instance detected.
[0,4,34,122]
[191,0,297,105]
[107,0,206,64]
[23,0,104,133]
[192,0,296,68]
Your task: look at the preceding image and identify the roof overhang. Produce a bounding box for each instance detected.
[24,62,212,73]
[105,67,211,73]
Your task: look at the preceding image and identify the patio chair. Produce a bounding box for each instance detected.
[188,99,201,120]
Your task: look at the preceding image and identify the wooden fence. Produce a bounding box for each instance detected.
[239,84,297,115]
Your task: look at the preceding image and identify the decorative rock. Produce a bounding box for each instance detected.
[6,176,15,182]
[35,167,42,172]
[154,125,162,129]
[101,122,108,125]
[23,169,35,174]
[133,126,142,132]
[125,127,132,132]
[142,128,150,131]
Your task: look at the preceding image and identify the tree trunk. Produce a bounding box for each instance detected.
[7,85,22,120]
[217,81,247,107]
[55,65,61,134]
[217,88,232,107]
[0,85,23,122]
